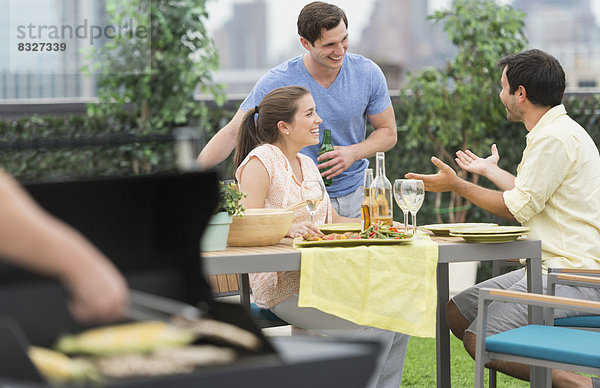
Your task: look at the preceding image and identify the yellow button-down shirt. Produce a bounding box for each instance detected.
[503,105,600,270]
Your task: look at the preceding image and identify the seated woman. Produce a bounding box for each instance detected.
[234,86,410,388]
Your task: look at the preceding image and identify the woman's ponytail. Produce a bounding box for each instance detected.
[233,108,261,171]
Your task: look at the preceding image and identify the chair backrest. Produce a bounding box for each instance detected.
[546,270,600,330]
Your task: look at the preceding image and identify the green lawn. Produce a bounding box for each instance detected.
[401,335,529,387]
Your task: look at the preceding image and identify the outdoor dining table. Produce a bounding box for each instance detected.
[202,235,543,388]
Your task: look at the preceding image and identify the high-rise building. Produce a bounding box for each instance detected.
[512,0,600,90]
[0,1,110,100]
[215,0,269,70]
[355,0,452,91]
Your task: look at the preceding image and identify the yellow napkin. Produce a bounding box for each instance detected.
[298,237,438,337]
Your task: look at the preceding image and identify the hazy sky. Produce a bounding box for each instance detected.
[206,0,600,62]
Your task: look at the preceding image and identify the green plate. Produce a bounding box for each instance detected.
[449,232,528,243]
[449,226,530,235]
[319,223,362,234]
[420,223,497,236]
[294,235,415,247]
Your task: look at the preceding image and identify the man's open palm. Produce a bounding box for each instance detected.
[455,144,500,176]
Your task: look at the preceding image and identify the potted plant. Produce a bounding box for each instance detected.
[201,181,246,252]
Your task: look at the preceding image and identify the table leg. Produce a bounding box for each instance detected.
[238,274,251,312]
[436,262,451,388]
[525,257,543,322]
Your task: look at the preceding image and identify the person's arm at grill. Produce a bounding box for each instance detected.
[0,169,128,323]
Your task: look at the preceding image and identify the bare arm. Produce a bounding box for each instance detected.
[197,108,246,169]
[455,144,515,191]
[0,170,128,323]
[405,157,516,222]
[237,157,270,209]
[318,104,397,180]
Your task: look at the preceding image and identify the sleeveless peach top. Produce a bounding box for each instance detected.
[235,144,333,308]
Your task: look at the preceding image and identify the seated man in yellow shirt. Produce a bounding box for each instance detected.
[406,49,600,388]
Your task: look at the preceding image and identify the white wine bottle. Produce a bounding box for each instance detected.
[369,152,393,226]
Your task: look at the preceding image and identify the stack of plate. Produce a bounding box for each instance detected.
[448,225,530,243]
[420,223,497,236]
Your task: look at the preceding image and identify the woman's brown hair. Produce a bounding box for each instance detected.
[233,86,310,171]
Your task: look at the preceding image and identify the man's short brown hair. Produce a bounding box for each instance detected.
[297,2,348,45]
[498,49,565,108]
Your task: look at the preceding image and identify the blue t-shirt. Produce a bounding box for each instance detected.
[240,52,392,198]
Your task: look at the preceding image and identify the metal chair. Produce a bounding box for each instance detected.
[548,269,600,330]
[487,269,600,387]
[475,284,600,388]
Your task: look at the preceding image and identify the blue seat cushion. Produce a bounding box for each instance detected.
[554,315,600,328]
[486,325,600,368]
[250,302,286,322]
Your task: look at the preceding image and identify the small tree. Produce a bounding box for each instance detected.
[89,0,224,134]
[400,0,527,223]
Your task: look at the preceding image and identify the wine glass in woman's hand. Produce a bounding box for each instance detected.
[300,180,325,224]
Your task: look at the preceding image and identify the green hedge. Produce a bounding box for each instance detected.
[0,106,233,184]
[1,94,598,224]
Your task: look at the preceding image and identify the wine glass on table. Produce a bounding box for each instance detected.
[400,179,425,236]
[393,179,411,234]
[300,180,325,224]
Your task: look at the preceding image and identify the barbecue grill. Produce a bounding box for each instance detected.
[0,171,380,387]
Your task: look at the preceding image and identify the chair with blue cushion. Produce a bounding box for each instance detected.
[475,285,600,388]
[548,269,600,330]
[487,269,600,387]
[250,302,290,328]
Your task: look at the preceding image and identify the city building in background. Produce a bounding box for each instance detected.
[356,0,453,91]
[512,0,600,90]
[2,0,600,101]
[211,0,271,95]
[213,0,268,69]
[210,0,600,96]
[0,1,109,100]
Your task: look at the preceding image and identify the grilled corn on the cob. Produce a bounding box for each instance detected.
[28,346,98,384]
[55,321,196,356]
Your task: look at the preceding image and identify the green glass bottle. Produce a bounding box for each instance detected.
[318,129,334,186]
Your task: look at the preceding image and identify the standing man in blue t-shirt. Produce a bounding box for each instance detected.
[198,1,397,218]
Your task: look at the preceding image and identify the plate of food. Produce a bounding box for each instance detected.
[420,223,498,236]
[319,222,362,234]
[294,233,414,247]
[295,225,414,247]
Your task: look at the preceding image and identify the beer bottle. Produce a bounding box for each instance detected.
[318,129,334,186]
[361,168,373,232]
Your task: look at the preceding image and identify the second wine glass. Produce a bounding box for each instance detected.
[300,180,325,224]
[393,179,411,234]
[399,179,425,235]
